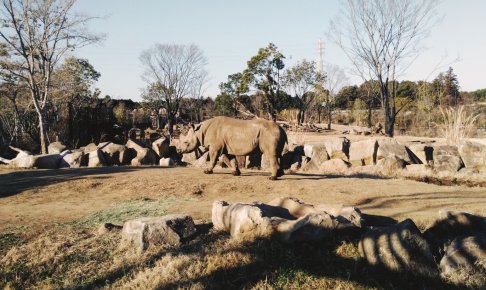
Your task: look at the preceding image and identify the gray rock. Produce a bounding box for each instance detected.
[121,215,196,251]
[324,137,350,161]
[98,142,127,166]
[212,198,363,242]
[349,139,378,166]
[376,155,407,174]
[152,137,170,158]
[87,149,106,167]
[34,153,62,169]
[433,145,464,172]
[406,164,432,174]
[59,150,84,168]
[48,141,66,154]
[424,211,486,253]
[358,219,438,277]
[83,143,98,154]
[376,139,415,164]
[407,143,434,165]
[193,151,209,168]
[458,140,486,172]
[126,140,159,165]
[319,159,351,173]
[439,234,486,288]
[159,157,175,167]
[301,144,329,172]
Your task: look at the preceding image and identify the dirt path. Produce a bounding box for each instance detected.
[1,166,485,231]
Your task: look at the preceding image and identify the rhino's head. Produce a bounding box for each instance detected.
[177,124,201,154]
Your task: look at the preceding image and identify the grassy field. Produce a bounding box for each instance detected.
[0,198,461,290]
[1,166,485,289]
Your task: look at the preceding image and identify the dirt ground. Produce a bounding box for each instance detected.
[1,165,486,231]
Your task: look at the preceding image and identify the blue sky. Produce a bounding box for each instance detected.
[74,0,486,101]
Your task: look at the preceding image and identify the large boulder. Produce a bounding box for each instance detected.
[83,143,98,154]
[319,159,351,174]
[376,139,417,164]
[48,141,66,154]
[424,211,486,254]
[405,164,432,174]
[121,215,196,251]
[192,151,209,168]
[324,137,350,160]
[269,197,363,228]
[432,145,464,172]
[376,155,407,175]
[152,137,170,158]
[59,150,84,168]
[159,157,174,167]
[458,140,486,172]
[212,201,275,240]
[181,146,207,165]
[407,143,434,165]
[87,149,107,167]
[98,142,127,166]
[212,198,362,242]
[439,234,486,288]
[349,139,378,166]
[301,144,330,172]
[358,219,438,277]
[33,154,62,169]
[0,146,35,168]
[126,140,158,166]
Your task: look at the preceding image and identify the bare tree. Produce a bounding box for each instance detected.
[140,43,207,136]
[0,0,101,153]
[323,63,347,130]
[282,59,324,125]
[330,0,440,136]
[189,69,209,123]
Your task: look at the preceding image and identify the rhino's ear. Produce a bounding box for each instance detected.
[193,123,201,131]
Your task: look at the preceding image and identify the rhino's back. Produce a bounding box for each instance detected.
[202,117,283,155]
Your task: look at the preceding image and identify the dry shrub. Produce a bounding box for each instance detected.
[440,105,479,145]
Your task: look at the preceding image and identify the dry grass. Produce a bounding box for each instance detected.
[0,198,464,290]
[440,106,479,145]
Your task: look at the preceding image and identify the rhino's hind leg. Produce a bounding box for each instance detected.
[268,154,281,180]
[229,155,241,176]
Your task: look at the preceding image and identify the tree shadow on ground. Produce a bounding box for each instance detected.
[159,227,463,290]
[0,166,166,198]
[237,171,389,181]
[73,223,467,290]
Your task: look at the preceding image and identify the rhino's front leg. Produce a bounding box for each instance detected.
[204,147,220,174]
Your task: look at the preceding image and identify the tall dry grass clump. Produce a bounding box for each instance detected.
[440,105,479,145]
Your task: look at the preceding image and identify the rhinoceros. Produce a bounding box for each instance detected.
[178,116,287,180]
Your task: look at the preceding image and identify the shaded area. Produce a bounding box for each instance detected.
[0,166,156,198]
[0,211,477,289]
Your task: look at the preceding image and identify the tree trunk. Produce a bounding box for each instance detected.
[367,101,372,128]
[327,106,332,130]
[38,110,49,154]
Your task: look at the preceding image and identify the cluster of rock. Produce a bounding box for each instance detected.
[211,197,363,242]
[116,198,485,287]
[180,136,486,176]
[359,210,486,287]
[0,137,180,169]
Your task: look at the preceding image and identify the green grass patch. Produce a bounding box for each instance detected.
[70,198,172,228]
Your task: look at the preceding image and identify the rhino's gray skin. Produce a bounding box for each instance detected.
[178,116,287,180]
